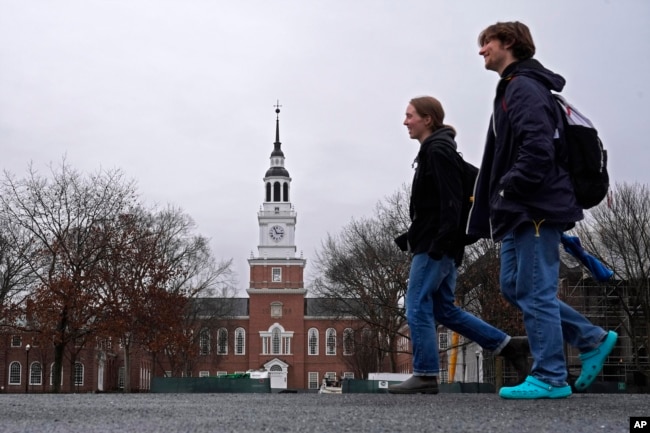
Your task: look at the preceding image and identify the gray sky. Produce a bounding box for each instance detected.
[2,0,649,295]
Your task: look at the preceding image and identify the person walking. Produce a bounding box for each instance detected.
[388,96,529,395]
[469,21,617,399]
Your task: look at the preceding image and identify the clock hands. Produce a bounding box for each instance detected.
[270,225,284,240]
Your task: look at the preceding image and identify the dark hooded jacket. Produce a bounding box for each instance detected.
[467,59,583,241]
[401,126,466,266]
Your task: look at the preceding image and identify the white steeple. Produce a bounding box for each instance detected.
[256,102,297,259]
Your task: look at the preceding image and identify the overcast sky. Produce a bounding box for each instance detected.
[2,0,649,295]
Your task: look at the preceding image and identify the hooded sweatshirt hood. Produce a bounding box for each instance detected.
[502,58,566,93]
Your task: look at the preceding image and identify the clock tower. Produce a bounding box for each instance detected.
[248,103,306,291]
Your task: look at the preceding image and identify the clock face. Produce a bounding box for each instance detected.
[269,225,285,241]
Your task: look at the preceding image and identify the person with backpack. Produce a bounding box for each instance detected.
[468,21,617,399]
[388,96,529,394]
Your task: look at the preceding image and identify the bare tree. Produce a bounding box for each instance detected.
[0,161,137,392]
[0,218,37,321]
[145,206,235,379]
[151,206,234,298]
[313,186,411,374]
[574,182,650,376]
[96,206,234,390]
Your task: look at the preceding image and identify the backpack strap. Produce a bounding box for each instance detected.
[553,94,595,129]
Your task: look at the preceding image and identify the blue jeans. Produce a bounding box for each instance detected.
[407,253,509,376]
[500,221,607,387]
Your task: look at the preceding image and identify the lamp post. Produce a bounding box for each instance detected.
[25,344,31,394]
[475,350,480,393]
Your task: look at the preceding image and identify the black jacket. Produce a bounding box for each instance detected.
[467,59,583,241]
[401,127,465,266]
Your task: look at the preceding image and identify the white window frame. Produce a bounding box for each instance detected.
[308,372,319,390]
[398,335,410,352]
[9,361,21,385]
[50,363,63,386]
[217,328,228,355]
[140,366,151,391]
[284,336,292,354]
[343,328,354,356]
[216,371,227,377]
[308,328,319,355]
[271,267,282,282]
[272,328,281,354]
[326,328,336,356]
[234,328,246,355]
[118,367,125,389]
[199,328,211,355]
[439,331,449,351]
[30,362,42,386]
[199,371,210,378]
[11,335,22,347]
[74,362,84,387]
[260,324,293,355]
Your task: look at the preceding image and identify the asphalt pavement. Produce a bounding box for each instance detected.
[1,393,649,433]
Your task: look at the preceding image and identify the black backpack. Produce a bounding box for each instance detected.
[455,152,479,245]
[554,94,609,209]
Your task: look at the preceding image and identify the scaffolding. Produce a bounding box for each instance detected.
[560,276,648,389]
[479,275,649,390]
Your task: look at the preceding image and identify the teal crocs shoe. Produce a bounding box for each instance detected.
[574,330,618,391]
[499,376,572,399]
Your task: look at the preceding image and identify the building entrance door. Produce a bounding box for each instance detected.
[264,358,289,391]
[269,365,286,389]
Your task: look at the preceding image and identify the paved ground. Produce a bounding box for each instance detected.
[1,393,649,433]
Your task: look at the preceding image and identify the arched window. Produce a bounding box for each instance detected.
[326,328,336,355]
[266,182,272,202]
[235,328,246,355]
[50,362,63,386]
[271,327,281,354]
[217,328,228,355]
[260,323,293,355]
[308,328,319,355]
[283,183,289,202]
[199,328,210,355]
[74,362,84,386]
[343,328,354,356]
[273,182,281,202]
[30,362,42,385]
[9,361,21,385]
